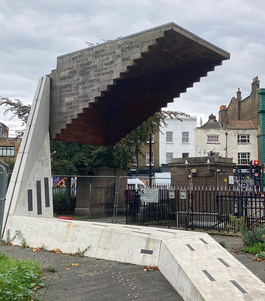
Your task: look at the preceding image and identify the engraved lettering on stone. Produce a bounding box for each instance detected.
[50,33,156,137]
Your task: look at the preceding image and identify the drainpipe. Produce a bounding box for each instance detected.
[258,89,265,164]
[225,132,228,158]
[258,88,265,189]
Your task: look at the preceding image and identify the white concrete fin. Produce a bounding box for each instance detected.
[2,76,53,236]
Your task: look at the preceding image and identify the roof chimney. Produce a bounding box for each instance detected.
[253,76,259,83]
[252,76,260,94]
[208,114,216,122]
[237,88,242,100]
[220,105,226,110]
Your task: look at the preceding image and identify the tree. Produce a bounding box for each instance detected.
[0,96,30,137]
[1,96,189,173]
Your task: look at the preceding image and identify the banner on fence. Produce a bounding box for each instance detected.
[141,189,159,203]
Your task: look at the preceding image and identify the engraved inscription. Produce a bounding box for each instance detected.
[50,35,155,137]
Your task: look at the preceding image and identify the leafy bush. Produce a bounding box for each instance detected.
[255,251,265,260]
[229,215,249,239]
[243,224,265,246]
[242,242,265,254]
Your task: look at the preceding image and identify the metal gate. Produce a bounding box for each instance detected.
[0,160,9,239]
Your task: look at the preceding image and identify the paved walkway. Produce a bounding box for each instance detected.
[1,218,265,300]
[0,244,182,301]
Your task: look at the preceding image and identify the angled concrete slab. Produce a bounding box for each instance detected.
[4,217,265,301]
[2,76,53,236]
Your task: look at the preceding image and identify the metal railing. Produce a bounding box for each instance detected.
[125,186,265,231]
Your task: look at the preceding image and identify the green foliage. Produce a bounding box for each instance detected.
[243,224,265,246]
[15,230,27,248]
[219,241,226,248]
[1,230,27,248]
[229,215,249,239]
[0,255,43,301]
[255,251,265,259]
[70,245,91,257]
[50,110,189,173]
[0,251,7,260]
[53,192,76,213]
[45,266,56,273]
[242,242,265,254]
[1,230,13,245]
[1,95,188,172]
[0,157,15,173]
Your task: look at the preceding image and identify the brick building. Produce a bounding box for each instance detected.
[0,122,9,138]
[0,122,21,170]
[169,156,234,188]
[219,77,265,163]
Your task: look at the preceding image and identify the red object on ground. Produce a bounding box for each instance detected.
[59,216,74,220]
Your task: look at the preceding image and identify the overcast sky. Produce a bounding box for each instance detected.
[1,0,265,135]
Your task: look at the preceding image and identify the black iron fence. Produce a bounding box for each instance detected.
[125,186,265,231]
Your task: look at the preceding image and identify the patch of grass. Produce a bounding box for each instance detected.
[219,241,226,248]
[45,266,56,273]
[0,252,44,300]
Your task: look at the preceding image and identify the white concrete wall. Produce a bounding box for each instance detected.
[159,117,197,164]
[2,76,53,237]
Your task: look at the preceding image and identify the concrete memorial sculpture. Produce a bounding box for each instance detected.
[49,22,229,145]
[4,23,263,301]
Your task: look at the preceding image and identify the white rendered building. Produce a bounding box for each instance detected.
[159,116,197,165]
[195,115,258,165]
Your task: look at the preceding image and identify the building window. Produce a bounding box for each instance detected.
[238,152,250,165]
[166,131,173,142]
[0,146,15,157]
[182,153,189,158]
[166,153,173,164]
[207,135,219,143]
[146,153,154,166]
[146,133,154,143]
[238,134,250,143]
[182,132,189,143]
